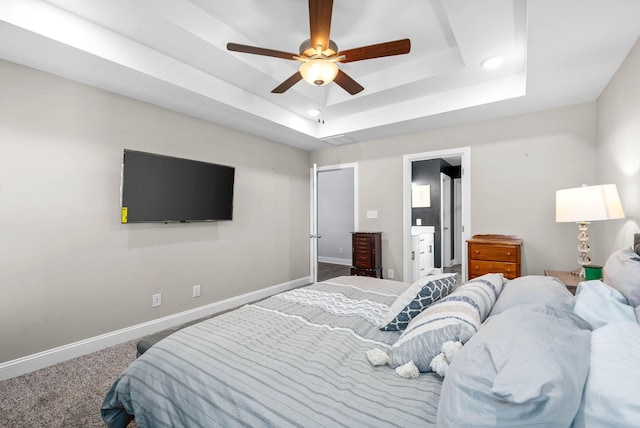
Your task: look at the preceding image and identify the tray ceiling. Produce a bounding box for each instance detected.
[1,0,639,150]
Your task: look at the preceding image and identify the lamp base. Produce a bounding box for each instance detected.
[570,267,585,278]
[574,221,591,279]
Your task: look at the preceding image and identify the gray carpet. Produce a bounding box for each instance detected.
[0,339,138,427]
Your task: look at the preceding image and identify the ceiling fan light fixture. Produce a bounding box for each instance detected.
[300,59,339,86]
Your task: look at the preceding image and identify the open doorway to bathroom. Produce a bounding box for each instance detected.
[402,148,470,283]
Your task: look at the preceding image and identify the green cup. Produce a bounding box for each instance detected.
[584,265,603,280]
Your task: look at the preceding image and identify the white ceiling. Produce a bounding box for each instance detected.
[1,0,639,151]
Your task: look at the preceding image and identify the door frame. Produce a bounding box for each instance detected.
[402,147,471,283]
[310,163,359,283]
[440,172,452,268]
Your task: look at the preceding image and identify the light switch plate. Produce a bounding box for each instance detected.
[366,210,378,219]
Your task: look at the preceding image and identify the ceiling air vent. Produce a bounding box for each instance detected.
[321,134,357,146]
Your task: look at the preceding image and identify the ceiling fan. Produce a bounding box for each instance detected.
[227,0,411,95]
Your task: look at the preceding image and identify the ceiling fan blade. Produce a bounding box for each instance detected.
[227,43,298,61]
[339,39,411,63]
[309,0,333,51]
[333,69,364,95]
[272,72,303,93]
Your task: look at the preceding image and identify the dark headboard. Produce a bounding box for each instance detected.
[634,233,640,255]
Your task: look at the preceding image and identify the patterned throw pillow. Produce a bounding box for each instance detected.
[380,273,458,331]
[389,273,505,372]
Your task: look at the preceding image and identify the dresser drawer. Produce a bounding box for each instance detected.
[354,243,372,253]
[354,253,373,268]
[468,243,518,263]
[469,260,518,279]
[354,236,372,246]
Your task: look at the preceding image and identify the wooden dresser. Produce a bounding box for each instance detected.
[351,232,383,279]
[467,234,522,280]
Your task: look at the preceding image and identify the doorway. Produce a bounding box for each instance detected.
[310,163,358,283]
[402,148,471,283]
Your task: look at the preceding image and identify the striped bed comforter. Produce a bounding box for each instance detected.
[101,276,443,427]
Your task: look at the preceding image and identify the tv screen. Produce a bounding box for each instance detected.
[121,150,235,223]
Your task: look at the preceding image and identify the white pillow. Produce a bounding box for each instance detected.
[603,249,640,307]
[573,322,640,427]
[573,280,636,329]
[389,273,505,372]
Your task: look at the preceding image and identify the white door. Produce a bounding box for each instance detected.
[311,163,359,284]
[310,164,318,283]
[440,173,452,268]
[453,178,462,265]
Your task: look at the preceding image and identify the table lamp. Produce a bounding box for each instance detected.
[555,184,625,277]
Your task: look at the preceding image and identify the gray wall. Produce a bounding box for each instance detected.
[311,103,600,280]
[0,60,311,363]
[2,33,639,366]
[597,35,640,255]
[317,168,354,264]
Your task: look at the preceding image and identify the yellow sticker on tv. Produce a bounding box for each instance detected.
[121,207,128,223]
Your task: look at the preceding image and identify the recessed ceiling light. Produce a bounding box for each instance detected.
[308,109,320,117]
[482,56,504,69]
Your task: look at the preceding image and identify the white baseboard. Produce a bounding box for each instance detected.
[318,256,351,266]
[0,276,311,381]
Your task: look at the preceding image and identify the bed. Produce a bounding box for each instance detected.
[102,235,640,427]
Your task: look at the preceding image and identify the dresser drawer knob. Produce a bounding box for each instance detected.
[474,250,479,254]
[507,252,511,256]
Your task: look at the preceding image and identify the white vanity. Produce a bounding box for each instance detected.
[410,226,435,282]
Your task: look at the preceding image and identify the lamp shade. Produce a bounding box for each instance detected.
[556,184,625,223]
[299,59,339,86]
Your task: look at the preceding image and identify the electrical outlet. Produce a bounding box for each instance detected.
[339,247,343,254]
[388,269,394,279]
[152,293,162,307]
[193,285,201,298]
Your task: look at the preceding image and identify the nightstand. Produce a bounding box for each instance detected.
[544,270,581,295]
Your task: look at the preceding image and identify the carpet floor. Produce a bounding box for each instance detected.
[0,339,138,427]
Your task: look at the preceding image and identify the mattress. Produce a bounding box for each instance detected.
[102,275,443,427]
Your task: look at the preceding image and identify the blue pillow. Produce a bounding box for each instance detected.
[489,275,573,317]
[437,304,591,427]
[380,273,457,331]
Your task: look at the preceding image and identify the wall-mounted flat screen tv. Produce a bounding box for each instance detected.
[121,150,235,223]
